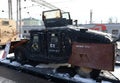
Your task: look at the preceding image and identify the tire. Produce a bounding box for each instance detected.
[77,67,92,78]
[90,69,101,80]
[14,46,27,63]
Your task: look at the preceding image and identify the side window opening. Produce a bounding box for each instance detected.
[2,21,9,26]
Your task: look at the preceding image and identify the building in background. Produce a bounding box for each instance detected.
[21,17,45,38]
[22,17,43,26]
[79,23,120,39]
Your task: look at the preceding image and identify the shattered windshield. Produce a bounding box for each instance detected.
[43,10,61,19]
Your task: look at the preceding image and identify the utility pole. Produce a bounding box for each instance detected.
[8,0,13,19]
[90,9,93,24]
[19,0,22,38]
[17,0,22,38]
[17,0,19,35]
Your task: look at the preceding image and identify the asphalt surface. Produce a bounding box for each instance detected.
[0,66,54,83]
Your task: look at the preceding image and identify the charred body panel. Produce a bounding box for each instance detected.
[24,28,72,63]
[25,30,47,62]
[74,29,112,43]
[46,29,71,59]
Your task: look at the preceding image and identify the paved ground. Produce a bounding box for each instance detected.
[0,66,54,83]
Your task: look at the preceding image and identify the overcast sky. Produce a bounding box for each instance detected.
[0,0,120,24]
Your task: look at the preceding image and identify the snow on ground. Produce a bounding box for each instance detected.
[10,61,21,66]
[0,50,14,59]
[73,75,111,83]
[111,66,120,80]
[53,73,111,83]
[23,64,33,67]
[36,63,69,68]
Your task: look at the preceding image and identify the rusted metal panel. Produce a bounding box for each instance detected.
[69,42,115,71]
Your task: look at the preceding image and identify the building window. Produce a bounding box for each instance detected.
[24,30,27,33]
[2,21,9,26]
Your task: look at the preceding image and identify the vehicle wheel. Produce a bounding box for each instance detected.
[14,46,27,64]
[90,69,101,80]
[77,67,92,78]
